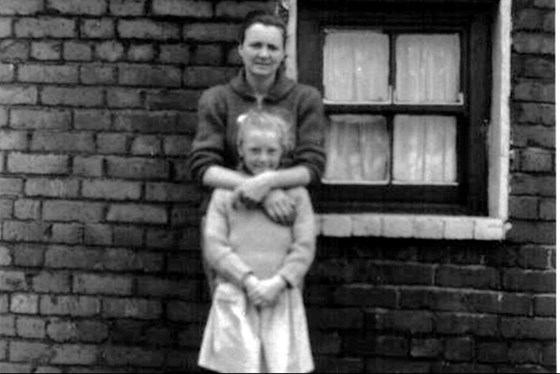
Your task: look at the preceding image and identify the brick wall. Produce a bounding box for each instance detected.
[0,0,555,373]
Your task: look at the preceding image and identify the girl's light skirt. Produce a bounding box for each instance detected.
[198,281,314,373]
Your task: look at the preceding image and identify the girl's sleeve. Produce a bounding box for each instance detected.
[277,188,317,288]
[187,88,228,185]
[204,190,253,288]
[293,87,327,185]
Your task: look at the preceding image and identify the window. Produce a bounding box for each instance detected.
[297,0,497,216]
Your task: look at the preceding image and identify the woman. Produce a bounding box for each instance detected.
[187,10,326,224]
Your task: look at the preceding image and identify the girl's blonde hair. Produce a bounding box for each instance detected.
[236,109,294,154]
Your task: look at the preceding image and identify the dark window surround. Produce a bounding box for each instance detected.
[297,0,496,215]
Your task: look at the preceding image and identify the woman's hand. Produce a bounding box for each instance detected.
[263,189,296,226]
[243,274,287,307]
[233,171,274,209]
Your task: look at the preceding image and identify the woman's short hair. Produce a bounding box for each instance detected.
[236,109,294,154]
[238,10,287,47]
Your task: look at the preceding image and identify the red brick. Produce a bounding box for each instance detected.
[32,271,71,293]
[507,220,555,244]
[73,273,133,295]
[0,245,11,265]
[145,89,200,111]
[72,156,103,177]
[80,65,116,85]
[131,135,161,155]
[118,20,180,40]
[43,201,104,222]
[106,156,169,179]
[0,315,16,336]
[152,0,213,17]
[95,41,125,61]
[509,196,540,219]
[102,297,162,319]
[47,319,108,343]
[113,111,179,133]
[40,295,101,316]
[446,337,475,361]
[511,174,555,196]
[146,228,176,249]
[107,204,167,224]
[113,226,144,247]
[512,125,555,148]
[45,245,100,269]
[16,316,46,338]
[0,40,30,62]
[0,294,8,312]
[47,0,106,15]
[513,33,554,55]
[110,0,145,16]
[0,363,32,373]
[51,223,83,244]
[519,148,554,172]
[513,80,555,103]
[41,86,104,107]
[145,182,201,202]
[502,269,555,293]
[0,19,11,38]
[0,62,15,81]
[159,44,189,64]
[25,178,80,197]
[9,341,51,363]
[10,293,39,314]
[184,23,239,42]
[137,276,199,299]
[193,44,222,65]
[508,341,542,363]
[543,343,556,366]
[63,41,92,61]
[118,64,181,87]
[0,0,44,15]
[3,220,51,242]
[517,57,555,79]
[15,17,76,38]
[0,177,23,195]
[82,180,142,200]
[0,85,37,104]
[514,9,547,31]
[539,198,555,220]
[51,344,98,365]
[215,1,274,18]
[166,300,208,322]
[411,338,442,358]
[30,41,61,60]
[96,133,127,154]
[372,310,433,333]
[183,66,236,88]
[333,284,397,308]
[0,199,13,219]
[83,224,111,246]
[11,108,71,130]
[106,88,143,108]
[81,18,114,38]
[101,345,165,367]
[0,130,27,150]
[0,270,28,291]
[13,244,44,267]
[318,357,364,374]
[127,44,155,61]
[14,199,41,219]
[31,132,95,153]
[163,136,191,156]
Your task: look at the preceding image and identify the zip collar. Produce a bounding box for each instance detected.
[229,69,296,104]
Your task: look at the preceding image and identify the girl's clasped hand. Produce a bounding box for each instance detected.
[243,273,287,308]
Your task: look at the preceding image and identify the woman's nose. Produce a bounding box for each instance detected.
[257,47,270,58]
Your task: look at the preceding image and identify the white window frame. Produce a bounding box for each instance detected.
[280,0,511,240]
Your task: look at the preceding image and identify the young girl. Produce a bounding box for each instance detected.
[198,109,316,373]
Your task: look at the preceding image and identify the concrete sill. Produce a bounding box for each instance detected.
[316,214,511,240]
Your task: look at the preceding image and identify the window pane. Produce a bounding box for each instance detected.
[395,34,461,103]
[323,30,390,102]
[324,115,389,183]
[393,115,457,184]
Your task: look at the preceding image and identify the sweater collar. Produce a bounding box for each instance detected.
[229,69,296,103]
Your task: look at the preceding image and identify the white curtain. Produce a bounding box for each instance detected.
[323,30,390,102]
[324,115,389,183]
[393,115,457,184]
[395,34,461,103]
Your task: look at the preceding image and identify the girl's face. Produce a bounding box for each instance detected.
[238,23,285,80]
[238,128,282,175]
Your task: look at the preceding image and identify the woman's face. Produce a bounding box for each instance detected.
[238,23,285,80]
[238,128,283,175]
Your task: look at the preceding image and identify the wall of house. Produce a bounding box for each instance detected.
[0,0,554,372]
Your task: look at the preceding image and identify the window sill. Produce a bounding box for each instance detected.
[316,214,511,240]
